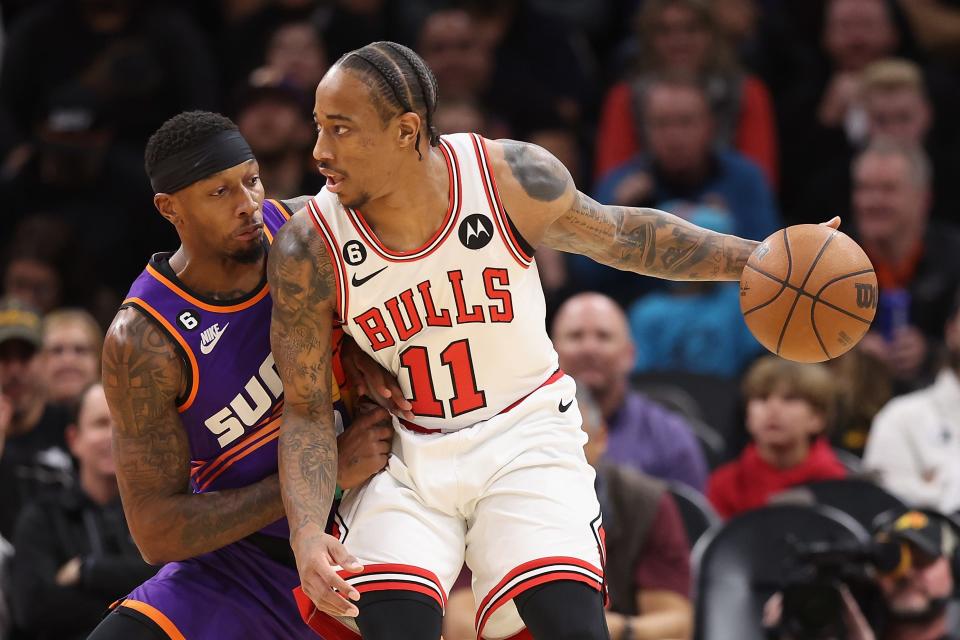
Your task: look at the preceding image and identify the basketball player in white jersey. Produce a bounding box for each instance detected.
[269,41,840,640]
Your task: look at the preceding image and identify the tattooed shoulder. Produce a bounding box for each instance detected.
[101,308,189,492]
[267,214,336,311]
[499,139,572,203]
[102,308,186,418]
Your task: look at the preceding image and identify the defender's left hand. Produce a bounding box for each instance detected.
[341,336,414,420]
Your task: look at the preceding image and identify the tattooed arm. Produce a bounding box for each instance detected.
[101,309,285,564]
[488,139,759,281]
[268,212,362,616]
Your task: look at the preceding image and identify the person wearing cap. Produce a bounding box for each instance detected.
[871,510,958,640]
[88,111,405,640]
[865,292,960,514]
[0,297,73,541]
[765,509,959,640]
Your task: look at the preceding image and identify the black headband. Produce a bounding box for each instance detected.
[148,129,255,194]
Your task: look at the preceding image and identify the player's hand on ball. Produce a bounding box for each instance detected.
[821,216,841,229]
[341,335,415,420]
[337,399,393,489]
[294,530,363,617]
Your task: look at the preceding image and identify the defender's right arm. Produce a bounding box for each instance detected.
[101,309,286,564]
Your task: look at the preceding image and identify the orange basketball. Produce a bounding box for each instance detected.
[739,224,878,363]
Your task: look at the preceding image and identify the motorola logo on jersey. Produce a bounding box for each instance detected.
[458,214,494,250]
[343,240,367,266]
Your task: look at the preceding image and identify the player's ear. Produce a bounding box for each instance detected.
[154,193,181,226]
[396,112,421,150]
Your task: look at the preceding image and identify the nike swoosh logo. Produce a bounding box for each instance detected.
[558,399,573,413]
[200,324,229,355]
[351,266,388,287]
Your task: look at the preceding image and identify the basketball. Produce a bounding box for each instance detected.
[739,224,878,363]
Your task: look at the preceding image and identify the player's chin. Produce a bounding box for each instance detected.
[229,237,266,264]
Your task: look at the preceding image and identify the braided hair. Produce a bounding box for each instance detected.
[337,41,441,160]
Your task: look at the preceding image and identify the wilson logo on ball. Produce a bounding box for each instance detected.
[855,283,877,309]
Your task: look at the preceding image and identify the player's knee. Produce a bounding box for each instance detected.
[515,580,608,640]
[356,590,443,640]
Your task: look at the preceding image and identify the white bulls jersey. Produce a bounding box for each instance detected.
[308,133,559,432]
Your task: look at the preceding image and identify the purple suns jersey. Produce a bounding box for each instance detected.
[122,198,345,539]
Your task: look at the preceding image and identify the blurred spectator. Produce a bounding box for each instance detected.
[11,383,157,640]
[417,8,492,104]
[863,295,960,513]
[777,0,909,218]
[788,57,960,224]
[250,19,329,96]
[1,216,119,328]
[0,298,73,541]
[595,0,778,186]
[764,509,958,640]
[233,80,323,200]
[40,309,103,408]
[218,0,327,92]
[853,140,960,388]
[578,74,779,305]
[1,217,66,316]
[597,74,779,242]
[707,356,846,519]
[552,293,709,491]
[857,58,960,222]
[826,348,892,456]
[462,0,596,136]
[628,208,763,377]
[0,0,217,155]
[578,385,693,640]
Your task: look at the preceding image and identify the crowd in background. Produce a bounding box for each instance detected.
[2,0,960,638]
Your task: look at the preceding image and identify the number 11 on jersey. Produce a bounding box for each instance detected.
[399,339,487,418]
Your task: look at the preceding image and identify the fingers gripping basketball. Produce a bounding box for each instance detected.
[740,224,878,363]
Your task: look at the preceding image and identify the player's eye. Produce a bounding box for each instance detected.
[250,175,260,186]
[212,187,227,197]
[334,125,349,135]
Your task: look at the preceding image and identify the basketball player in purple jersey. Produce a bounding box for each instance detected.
[88,111,405,639]
[269,43,841,640]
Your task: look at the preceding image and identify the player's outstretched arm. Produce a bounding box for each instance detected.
[101,310,285,564]
[268,212,362,616]
[490,139,760,281]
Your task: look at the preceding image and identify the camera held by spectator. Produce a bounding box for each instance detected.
[766,509,958,640]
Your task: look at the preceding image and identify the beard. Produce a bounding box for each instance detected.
[338,190,372,211]
[228,236,266,265]
[885,595,949,624]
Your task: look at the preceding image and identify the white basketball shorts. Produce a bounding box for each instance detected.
[301,372,605,640]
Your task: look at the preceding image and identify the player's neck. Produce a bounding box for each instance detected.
[168,246,265,301]
[354,148,450,253]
